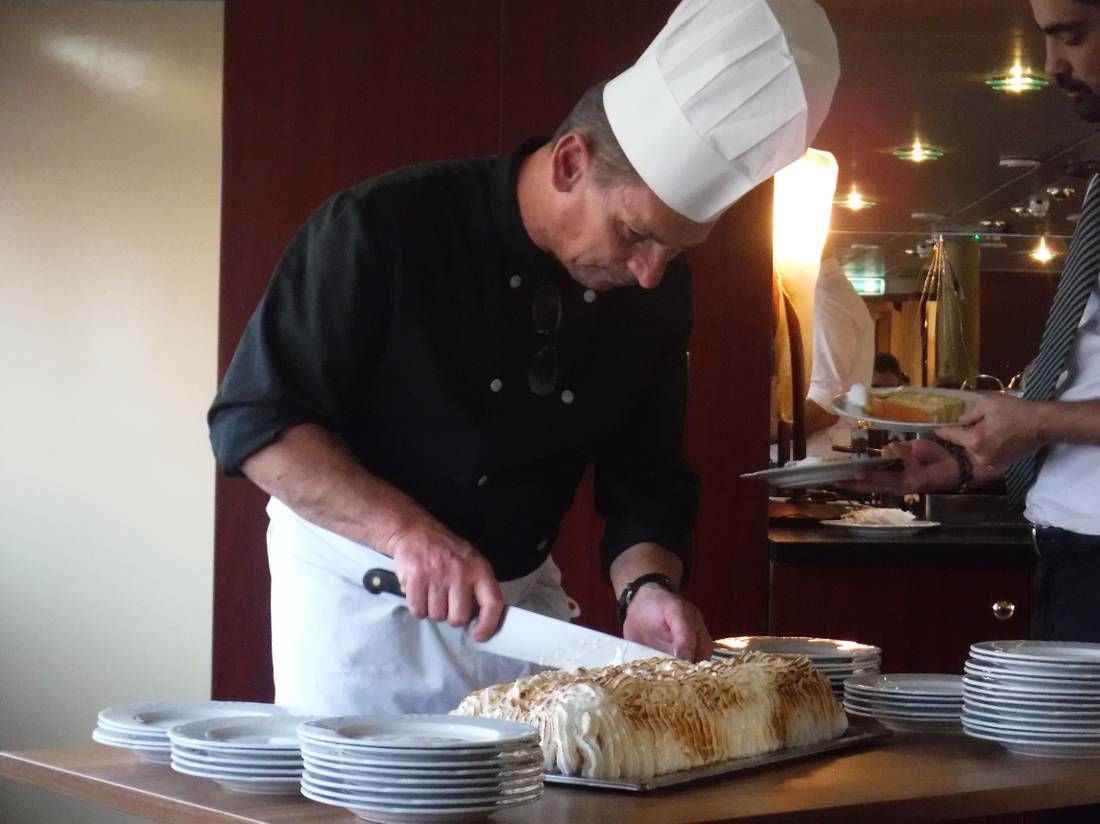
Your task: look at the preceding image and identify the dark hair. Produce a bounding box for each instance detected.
[551,82,641,187]
[873,352,902,375]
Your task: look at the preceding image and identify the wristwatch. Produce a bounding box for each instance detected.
[941,440,975,493]
[616,573,677,623]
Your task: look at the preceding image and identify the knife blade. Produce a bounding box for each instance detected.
[363,568,672,670]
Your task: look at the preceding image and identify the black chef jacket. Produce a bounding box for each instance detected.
[209,138,700,582]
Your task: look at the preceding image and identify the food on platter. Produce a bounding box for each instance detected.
[864,389,966,424]
[839,507,917,526]
[452,652,846,780]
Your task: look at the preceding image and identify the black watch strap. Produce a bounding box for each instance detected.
[941,440,975,492]
[616,573,676,623]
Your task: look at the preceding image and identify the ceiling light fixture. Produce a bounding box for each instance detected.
[834,185,877,210]
[1030,236,1056,264]
[986,62,1050,93]
[911,211,946,222]
[893,138,943,163]
[1000,154,1041,169]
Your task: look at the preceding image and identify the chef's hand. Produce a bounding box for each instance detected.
[841,438,959,495]
[389,524,504,642]
[623,586,713,662]
[935,393,1039,473]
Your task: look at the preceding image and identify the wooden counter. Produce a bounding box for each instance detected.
[4,734,1100,823]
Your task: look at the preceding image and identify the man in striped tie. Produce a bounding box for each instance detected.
[852,0,1100,646]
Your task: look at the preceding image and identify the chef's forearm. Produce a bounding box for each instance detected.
[609,542,685,599]
[241,422,437,556]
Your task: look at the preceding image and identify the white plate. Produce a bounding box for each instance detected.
[819,520,940,537]
[171,743,302,765]
[715,637,881,660]
[740,456,900,489]
[91,728,172,762]
[843,711,960,733]
[962,675,1100,698]
[299,740,542,770]
[300,782,542,823]
[171,754,303,776]
[95,719,167,740]
[843,703,960,721]
[169,760,302,794]
[830,387,981,433]
[301,750,542,778]
[98,701,292,737]
[963,708,1100,730]
[300,777,542,807]
[92,726,172,747]
[305,761,541,787]
[303,770,541,796]
[963,693,1100,716]
[843,696,962,713]
[297,715,537,750]
[968,650,1100,676]
[962,724,1100,758]
[844,673,962,697]
[971,640,1100,665]
[170,715,313,751]
[964,663,1100,690]
[959,712,1100,739]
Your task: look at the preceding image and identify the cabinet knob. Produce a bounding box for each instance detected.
[992,600,1016,621]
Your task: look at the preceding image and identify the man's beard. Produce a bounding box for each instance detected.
[1058,76,1100,121]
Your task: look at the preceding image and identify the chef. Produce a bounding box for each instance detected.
[208,0,839,715]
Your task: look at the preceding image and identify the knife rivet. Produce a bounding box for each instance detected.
[371,576,381,588]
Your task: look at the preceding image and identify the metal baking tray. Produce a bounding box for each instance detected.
[543,717,891,792]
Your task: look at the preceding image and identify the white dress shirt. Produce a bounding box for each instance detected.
[1025,273,1100,536]
[805,258,875,458]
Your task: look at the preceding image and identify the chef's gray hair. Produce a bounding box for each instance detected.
[551,82,641,187]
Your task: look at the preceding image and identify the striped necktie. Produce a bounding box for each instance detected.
[1005,176,1100,509]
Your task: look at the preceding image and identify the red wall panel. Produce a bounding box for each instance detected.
[216,0,771,698]
[979,271,1058,385]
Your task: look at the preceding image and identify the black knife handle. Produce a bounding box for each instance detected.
[363,568,405,597]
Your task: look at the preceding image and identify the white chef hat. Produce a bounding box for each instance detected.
[603,0,840,223]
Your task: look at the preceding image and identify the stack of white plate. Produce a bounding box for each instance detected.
[92,700,295,764]
[962,640,1100,757]
[715,636,882,699]
[298,715,544,823]
[168,715,313,794]
[843,673,963,732]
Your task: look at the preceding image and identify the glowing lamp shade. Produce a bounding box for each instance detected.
[774,149,839,279]
[773,148,839,388]
[1031,236,1056,264]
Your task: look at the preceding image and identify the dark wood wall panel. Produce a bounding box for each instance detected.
[979,271,1059,385]
[216,0,772,698]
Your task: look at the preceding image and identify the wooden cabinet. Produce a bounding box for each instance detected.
[768,527,1034,674]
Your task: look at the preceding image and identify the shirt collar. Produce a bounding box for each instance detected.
[492,138,566,277]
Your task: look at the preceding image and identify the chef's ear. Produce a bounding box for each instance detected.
[549,132,593,193]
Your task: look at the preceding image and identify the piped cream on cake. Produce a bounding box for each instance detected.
[452,652,847,780]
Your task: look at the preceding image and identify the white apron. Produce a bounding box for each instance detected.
[265,497,580,715]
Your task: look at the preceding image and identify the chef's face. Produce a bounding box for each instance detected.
[1033,0,1100,121]
[549,135,714,291]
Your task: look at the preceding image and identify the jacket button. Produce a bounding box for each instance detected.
[490,378,503,393]
[477,475,489,488]
[560,390,574,404]
[537,539,550,553]
[583,289,597,303]
[509,275,523,289]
